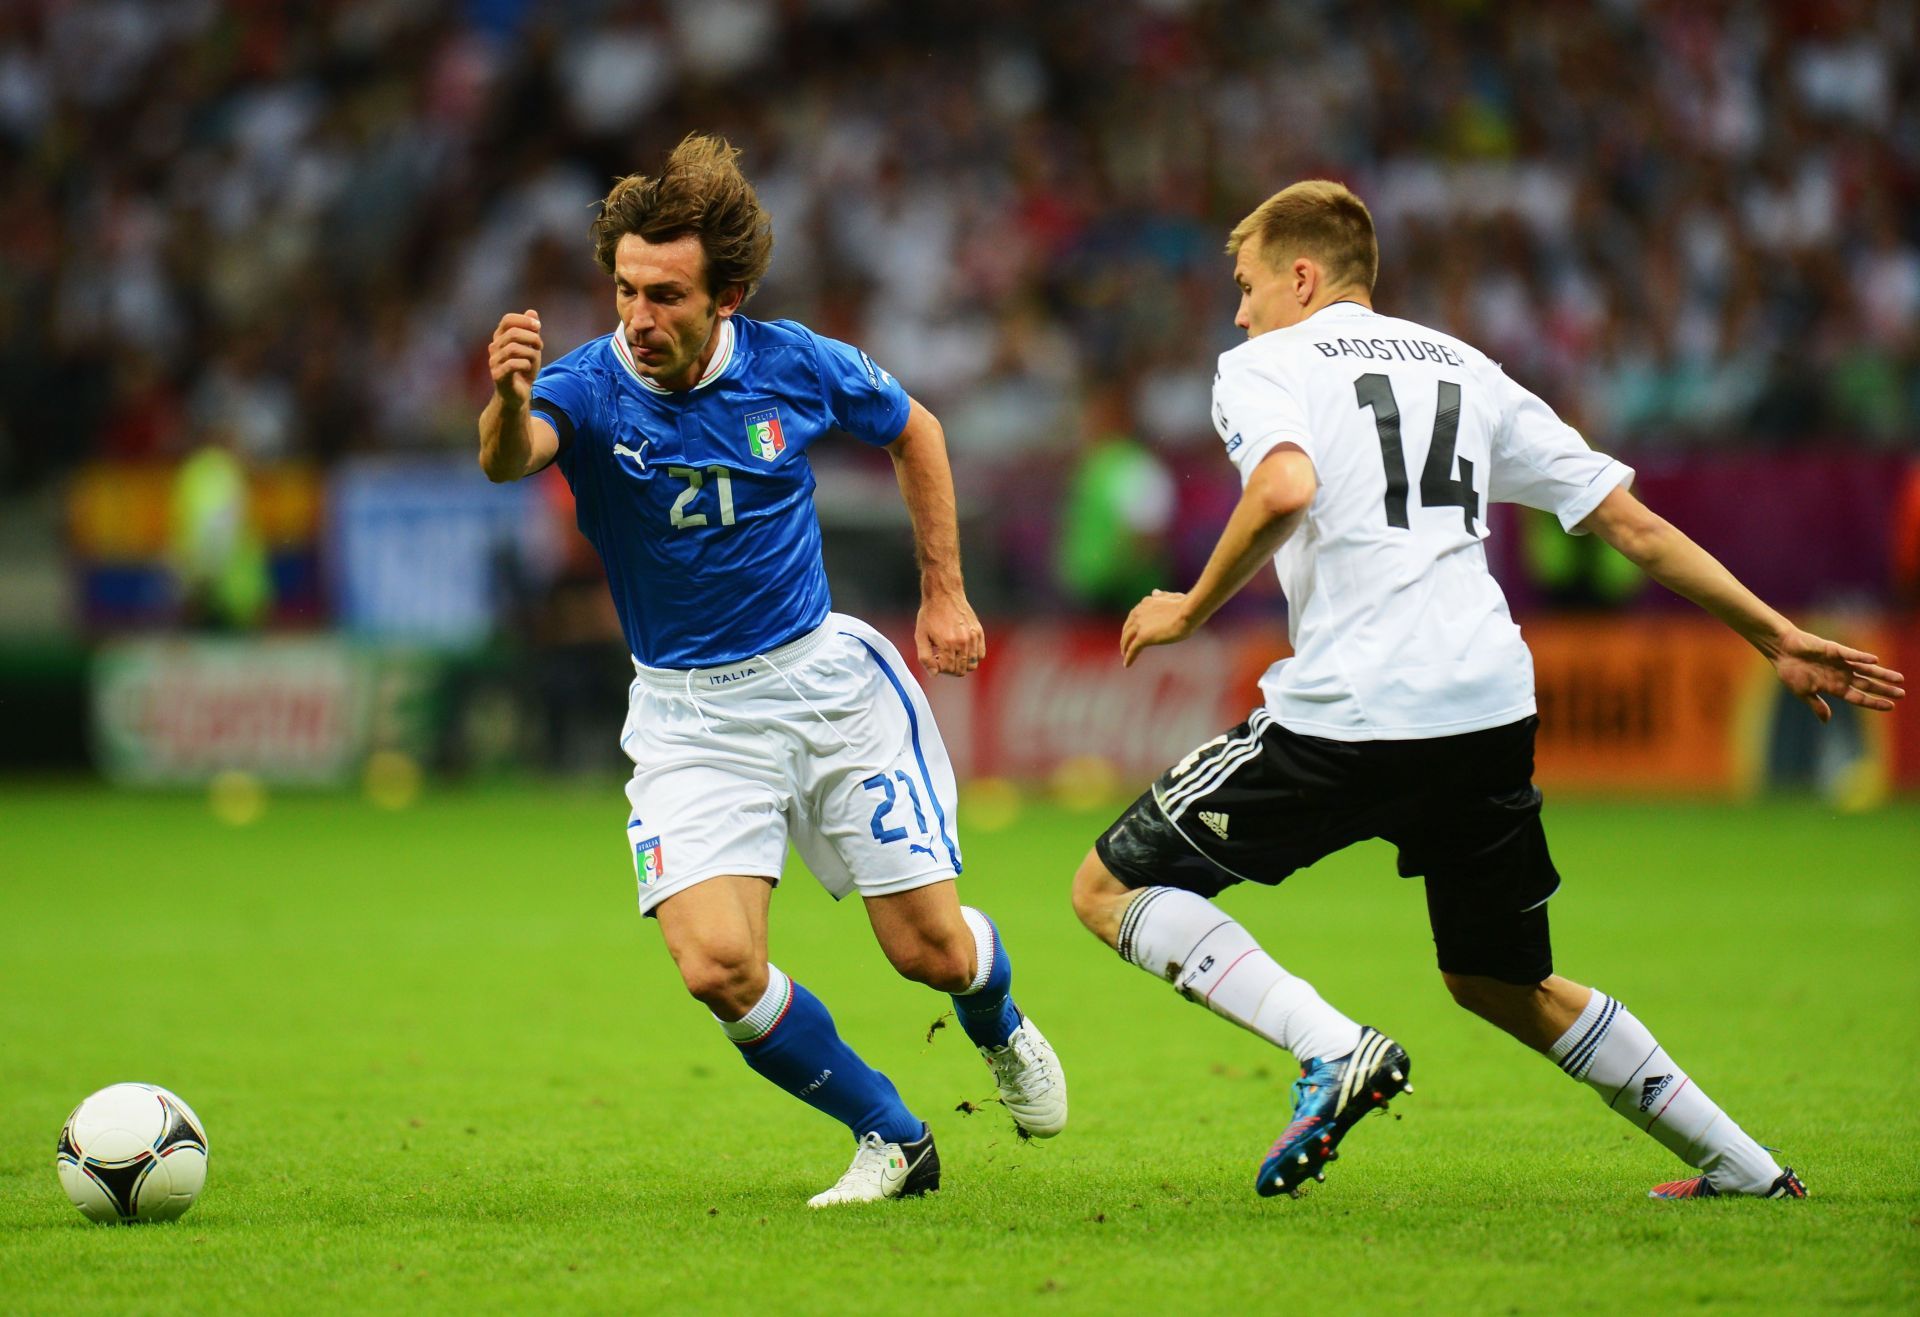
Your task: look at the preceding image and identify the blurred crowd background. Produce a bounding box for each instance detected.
[6,2,1916,472]
[0,0,1914,791]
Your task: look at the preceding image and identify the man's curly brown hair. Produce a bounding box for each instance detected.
[591,133,774,299]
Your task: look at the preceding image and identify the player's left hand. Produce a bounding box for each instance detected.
[917,593,985,678]
[1122,589,1198,667]
[1769,628,1905,722]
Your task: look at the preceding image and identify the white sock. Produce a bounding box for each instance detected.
[1116,887,1362,1063]
[1550,990,1781,1193]
[714,966,792,1042]
[959,906,994,993]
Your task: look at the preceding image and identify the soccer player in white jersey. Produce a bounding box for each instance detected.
[478,135,1065,1206]
[1069,180,1904,1200]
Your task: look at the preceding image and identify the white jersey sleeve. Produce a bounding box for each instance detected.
[1212,358,1314,483]
[1487,366,1634,533]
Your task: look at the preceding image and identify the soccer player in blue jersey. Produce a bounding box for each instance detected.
[478,134,1066,1206]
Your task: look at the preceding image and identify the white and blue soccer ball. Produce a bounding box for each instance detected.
[56,1083,208,1223]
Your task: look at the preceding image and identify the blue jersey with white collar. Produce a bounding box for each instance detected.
[528,314,909,668]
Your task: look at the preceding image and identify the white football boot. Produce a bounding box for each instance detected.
[980,1017,1068,1138]
[806,1124,940,1207]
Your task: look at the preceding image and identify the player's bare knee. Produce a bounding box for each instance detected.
[1443,971,1552,1036]
[887,937,972,993]
[1443,972,1506,1018]
[676,947,768,1017]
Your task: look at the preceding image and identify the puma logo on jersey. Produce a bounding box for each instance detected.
[1199,810,1230,840]
[613,440,650,470]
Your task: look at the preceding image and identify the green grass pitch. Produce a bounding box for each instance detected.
[2,784,1916,1313]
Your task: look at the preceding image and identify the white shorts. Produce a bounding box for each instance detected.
[619,613,963,916]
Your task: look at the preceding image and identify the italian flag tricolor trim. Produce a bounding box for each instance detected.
[612,318,735,394]
[734,973,794,1046]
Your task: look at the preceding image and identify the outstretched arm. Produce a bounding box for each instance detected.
[887,398,985,678]
[1121,446,1316,667]
[1577,485,1905,721]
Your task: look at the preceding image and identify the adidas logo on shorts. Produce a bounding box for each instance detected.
[1199,810,1230,840]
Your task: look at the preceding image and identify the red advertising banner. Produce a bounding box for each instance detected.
[889,615,1905,800]
[1526,616,1768,793]
[892,622,1287,786]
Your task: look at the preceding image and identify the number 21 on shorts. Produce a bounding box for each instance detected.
[862,771,938,861]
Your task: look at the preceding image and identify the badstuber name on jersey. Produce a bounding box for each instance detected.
[1310,335,1466,367]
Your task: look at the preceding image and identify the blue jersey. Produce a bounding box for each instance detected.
[529,315,910,668]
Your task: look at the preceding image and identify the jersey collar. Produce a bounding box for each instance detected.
[611,317,736,394]
[1308,300,1375,322]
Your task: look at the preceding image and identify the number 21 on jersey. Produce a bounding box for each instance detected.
[667,465,736,528]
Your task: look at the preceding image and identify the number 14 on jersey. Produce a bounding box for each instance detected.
[1355,374,1480,535]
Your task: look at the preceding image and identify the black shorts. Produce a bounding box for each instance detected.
[1094,711,1559,985]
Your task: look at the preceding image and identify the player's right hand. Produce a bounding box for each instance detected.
[490,310,543,408]
[1121,589,1199,667]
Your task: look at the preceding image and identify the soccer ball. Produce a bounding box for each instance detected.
[56,1083,208,1223]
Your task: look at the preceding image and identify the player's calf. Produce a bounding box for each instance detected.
[1543,985,1790,1198]
[1071,848,1132,947]
[878,938,973,994]
[1441,972,1585,1052]
[867,884,978,994]
[1102,877,1362,1064]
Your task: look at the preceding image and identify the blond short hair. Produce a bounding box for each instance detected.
[1227,180,1377,293]
[591,133,774,299]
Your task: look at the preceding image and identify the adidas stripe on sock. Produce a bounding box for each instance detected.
[1549,989,1781,1194]
[1117,886,1361,1063]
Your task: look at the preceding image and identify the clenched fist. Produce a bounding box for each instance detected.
[490,310,543,408]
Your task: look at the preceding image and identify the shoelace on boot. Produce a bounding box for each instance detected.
[823,1132,895,1195]
[985,1032,1055,1099]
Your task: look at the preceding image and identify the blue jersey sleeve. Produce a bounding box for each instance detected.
[808,331,911,446]
[530,346,601,473]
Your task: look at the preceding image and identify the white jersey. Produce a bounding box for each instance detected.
[1211,300,1633,741]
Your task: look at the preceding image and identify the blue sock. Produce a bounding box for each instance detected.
[951,907,1021,1049]
[720,966,921,1144]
